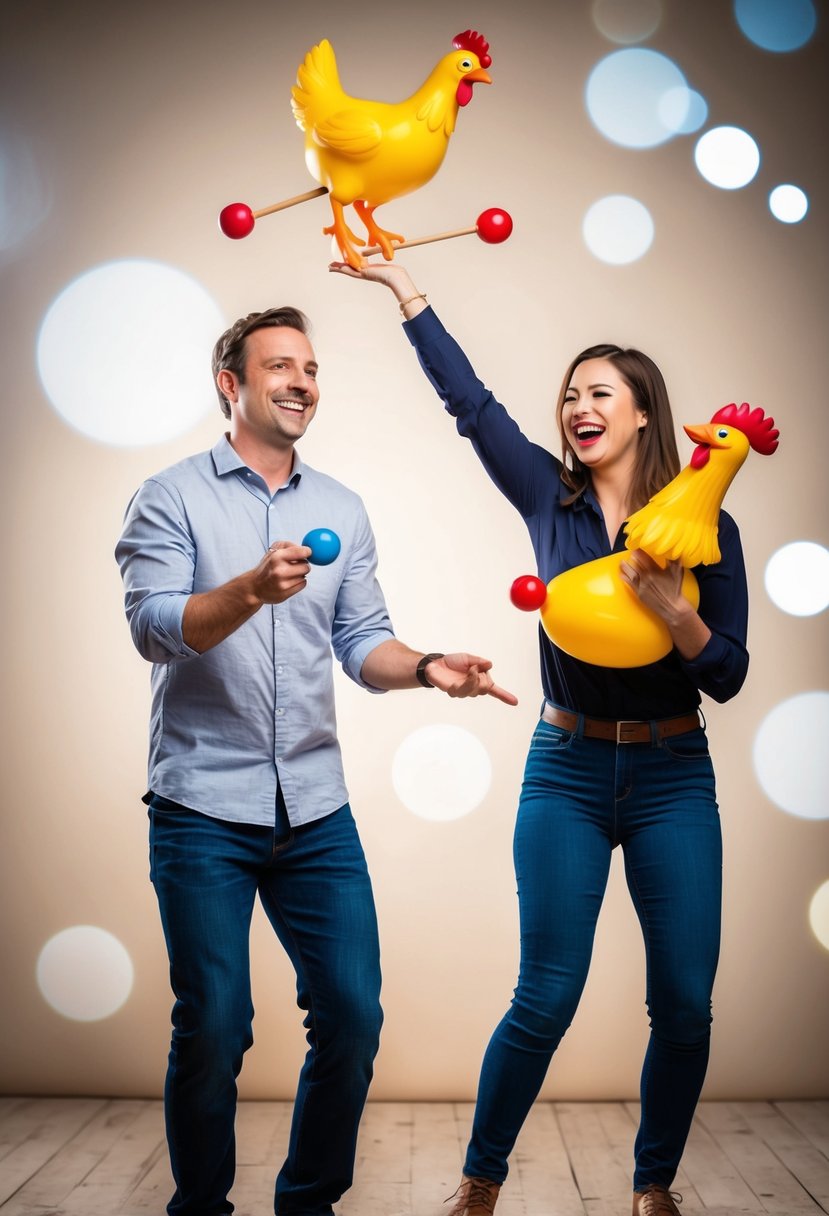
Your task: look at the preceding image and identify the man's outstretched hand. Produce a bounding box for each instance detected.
[425,653,518,706]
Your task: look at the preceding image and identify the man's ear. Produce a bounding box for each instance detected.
[217,368,238,405]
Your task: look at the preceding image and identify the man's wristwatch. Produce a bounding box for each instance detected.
[415,652,445,688]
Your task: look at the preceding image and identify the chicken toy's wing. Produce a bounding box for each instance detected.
[416,90,455,136]
[625,510,721,568]
[313,110,383,158]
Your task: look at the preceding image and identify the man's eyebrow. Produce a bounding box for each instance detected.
[265,356,319,370]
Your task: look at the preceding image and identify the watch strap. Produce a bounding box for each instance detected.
[416,652,445,688]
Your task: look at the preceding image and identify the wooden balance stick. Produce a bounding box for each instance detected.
[361,225,478,258]
[252,186,329,218]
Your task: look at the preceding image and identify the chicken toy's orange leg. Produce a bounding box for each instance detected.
[323,199,365,270]
[353,201,405,262]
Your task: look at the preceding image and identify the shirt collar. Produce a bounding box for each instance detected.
[211,434,303,487]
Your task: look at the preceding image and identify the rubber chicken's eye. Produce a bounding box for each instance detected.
[716,428,729,439]
[458,58,472,70]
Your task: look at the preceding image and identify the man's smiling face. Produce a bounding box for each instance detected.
[224,325,320,451]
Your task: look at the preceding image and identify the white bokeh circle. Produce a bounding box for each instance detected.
[809,881,829,952]
[37,925,134,1021]
[592,0,662,44]
[694,126,760,189]
[753,692,829,820]
[586,48,689,148]
[583,195,654,265]
[769,184,809,224]
[392,724,492,821]
[37,259,225,447]
[765,541,829,616]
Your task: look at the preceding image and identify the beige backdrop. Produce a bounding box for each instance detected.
[1,0,827,1101]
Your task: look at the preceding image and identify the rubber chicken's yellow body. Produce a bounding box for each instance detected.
[540,554,701,668]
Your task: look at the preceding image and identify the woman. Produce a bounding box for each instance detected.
[330,260,749,1216]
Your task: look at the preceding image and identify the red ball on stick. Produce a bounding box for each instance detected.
[476,208,513,244]
[510,575,547,611]
[219,203,255,239]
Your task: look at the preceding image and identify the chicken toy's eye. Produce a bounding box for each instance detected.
[716,428,729,439]
[458,58,472,70]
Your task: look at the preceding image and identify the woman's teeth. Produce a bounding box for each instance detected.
[575,424,605,441]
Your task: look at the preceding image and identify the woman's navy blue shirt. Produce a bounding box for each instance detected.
[404,307,749,720]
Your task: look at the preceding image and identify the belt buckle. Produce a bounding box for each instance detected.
[616,720,640,744]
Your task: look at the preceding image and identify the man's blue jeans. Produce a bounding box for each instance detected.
[465,714,721,1191]
[148,794,383,1216]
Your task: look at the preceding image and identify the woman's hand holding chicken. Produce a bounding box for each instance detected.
[620,551,711,661]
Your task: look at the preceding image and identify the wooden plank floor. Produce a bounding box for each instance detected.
[0,1099,827,1215]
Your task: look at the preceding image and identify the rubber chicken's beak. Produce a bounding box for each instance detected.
[464,68,492,84]
[684,423,728,448]
[684,422,729,470]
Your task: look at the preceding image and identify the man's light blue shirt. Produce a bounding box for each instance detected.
[116,436,395,827]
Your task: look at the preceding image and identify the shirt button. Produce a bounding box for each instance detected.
[276,708,285,716]
[276,666,283,674]
[276,757,284,763]
[274,619,281,627]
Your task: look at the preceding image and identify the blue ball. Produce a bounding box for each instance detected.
[302,527,341,566]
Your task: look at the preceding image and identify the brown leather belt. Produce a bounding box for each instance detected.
[542,703,701,744]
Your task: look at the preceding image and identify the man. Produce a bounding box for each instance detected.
[116,305,515,1216]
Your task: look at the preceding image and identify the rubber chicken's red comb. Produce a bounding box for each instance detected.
[453,30,491,68]
[710,402,779,455]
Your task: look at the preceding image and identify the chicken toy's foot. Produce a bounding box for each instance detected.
[323,200,366,270]
[353,201,404,261]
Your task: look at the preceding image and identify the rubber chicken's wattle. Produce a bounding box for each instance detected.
[291,31,492,268]
[533,403,780,668]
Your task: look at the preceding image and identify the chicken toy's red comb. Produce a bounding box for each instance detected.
[710,402,780,455]
[453,29,491,68]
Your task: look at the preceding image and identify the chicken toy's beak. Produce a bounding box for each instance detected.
[456,68,492,107]
[684,422,728,470]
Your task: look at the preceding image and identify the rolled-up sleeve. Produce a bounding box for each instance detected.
[115,478,201,664]
[331,505,395,692]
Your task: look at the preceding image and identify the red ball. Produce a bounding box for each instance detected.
[510,575,547,611]
[476,207,513,245]
[219,203,255,239]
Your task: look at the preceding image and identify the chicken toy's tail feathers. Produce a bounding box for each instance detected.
[291,39,344,132]
[711,402,779,455]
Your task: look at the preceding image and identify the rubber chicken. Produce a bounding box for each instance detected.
[534,403,779,667]
[291,32,492,269]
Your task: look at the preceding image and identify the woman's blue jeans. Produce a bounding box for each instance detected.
[148,795,383,1216]
[465,714,721,1191]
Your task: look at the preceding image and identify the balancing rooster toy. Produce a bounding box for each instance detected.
[512,403,780,668]
[291,31,492,268]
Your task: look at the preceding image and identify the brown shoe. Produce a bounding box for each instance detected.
[444,1174,501,1215]
[632,1184,682,1215]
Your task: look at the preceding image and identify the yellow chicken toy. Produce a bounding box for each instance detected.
[516,403,780,668]
[291,31,492,269]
